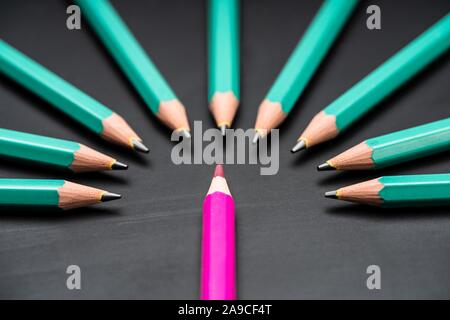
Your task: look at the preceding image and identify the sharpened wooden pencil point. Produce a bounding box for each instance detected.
[132,139,149,153]
[325,191,338,199]
[111,161,128,170]
[101,192,122,202]
[291,140,306,153]
[318,162,335,171]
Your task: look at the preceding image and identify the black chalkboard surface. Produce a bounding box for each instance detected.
[0,0,449,299]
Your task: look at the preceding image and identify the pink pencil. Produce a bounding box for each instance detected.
[200,165,236,300]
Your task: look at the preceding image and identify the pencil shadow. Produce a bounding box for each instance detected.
[0,206,122,223]
[324,204,450,222]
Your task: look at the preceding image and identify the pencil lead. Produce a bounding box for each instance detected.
[324,191,338,199]
[220,124,228,136]
[180,129,191,139]
[214,164,224,178]
[252,132,260,144]
[317,162,335,171]
[291,140,306,153]
[132,139,150,153]
[111,161,129,170]
[101,192,122,202]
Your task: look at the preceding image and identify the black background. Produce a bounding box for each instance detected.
[0,0,449,299]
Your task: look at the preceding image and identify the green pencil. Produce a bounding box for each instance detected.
[319,118,450,171]
[253,0,357,142]
[0,179,121,210]
[0,40,148,153]
[293,13,450,153]
[0,128,128,172]
[208,0,240,134]
[325,173,450,207]
[76,0,190,137]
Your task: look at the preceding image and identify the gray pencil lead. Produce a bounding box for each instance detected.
[180,130,191,139]
[324,191,338,199]
[252,132,260,144]
[101,192,122,202]
[132,139,150,153]
[317,162,335,171]
[220,124,228,136]
[111,161,129,170]
[291,140,306,153]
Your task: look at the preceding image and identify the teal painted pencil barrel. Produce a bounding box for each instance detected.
[0,179,64,207]
[76,0,176,114]
[0,40,112,134]
[379,174,450,207]
[0,128,79,168]
[208,0,239,101]
[0,179,117,210]
[325,13,450,131]
[267,0,357,113]
[368,118,450,168]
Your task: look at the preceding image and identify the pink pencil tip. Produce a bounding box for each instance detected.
[214,164,224,178]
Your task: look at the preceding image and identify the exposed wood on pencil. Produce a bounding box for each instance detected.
[156,100,191,133]
[295,111,339,150]
[207,165,231,196]
[324,142,374,170]
[254,99,286,139]
[326,178,384,206]
[71,144,127,172]
[101,113,147,152]
[58,181,121,210]
[210,92,239,130]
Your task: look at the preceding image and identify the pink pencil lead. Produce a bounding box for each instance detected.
[214,164,224,178]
